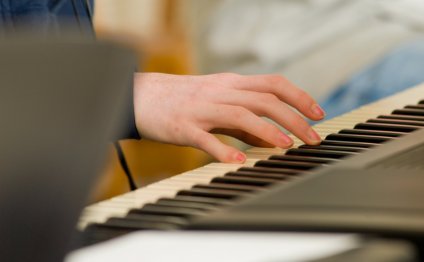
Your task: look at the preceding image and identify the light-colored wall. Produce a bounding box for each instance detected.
[94,0,165,39]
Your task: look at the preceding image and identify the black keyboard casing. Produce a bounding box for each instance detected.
[189,128,424,237]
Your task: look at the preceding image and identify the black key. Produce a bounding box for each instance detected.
[299,145,365,153]
[392,109,424,116]
[83,224,135,244]
[239,166,303,175]
[82,213,187,244]
[286,148,355,159]
[320,140,378,148]
[123,213,188,226]
[325,133,393,143]
[269,154,337,164]
[338,129,404,137]
[155,199,219,211]
[355,122,419,133]
[104,217,181,230]
[212,176,276,187]
[177,188,246,200]
[378,114,424,122]
[255,159,321,170]
[129,204,206,218]
[193,183,262,192]
[225,171,287,180]
[419,100,424,104]
[367,118,424,127]
[166,196,231,206]
[82,219,181,244]
[405,104,424,110]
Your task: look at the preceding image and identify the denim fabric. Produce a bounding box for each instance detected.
[0,0,93,35]
[321,39,424,120]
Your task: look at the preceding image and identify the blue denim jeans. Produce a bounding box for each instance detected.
[321,39,424,119]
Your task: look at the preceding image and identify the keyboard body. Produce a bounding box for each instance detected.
[190,128,424,237]
[79,83,424,244]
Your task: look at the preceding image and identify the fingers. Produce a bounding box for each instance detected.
[189,127,246,163]
[214,90,321,145]
[212,128,275,147]
[199,104,294,149]
[230,74,326,121]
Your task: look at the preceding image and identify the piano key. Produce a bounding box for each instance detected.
[104,217,183,230]
[392,109,424,116]
[96,202,216,232]
[129,204,207,218]
[238,166,303,175]
[419,100,424,104]
[366,118,424,127]
[211,176,276,187]
[193,183,263,193]
[80,205,132,217]
[298,145,365,153]
[325,133,393,143]
[405,104,424,110]
[378,114,424,122]
[82,218,189,246]
[82,224,136,244]
[167,196,232,206]
[285,148,356,159]
[155,198,217,210]
[82,218,182,243]
[154,199,220,211]
[177,188,248,200]
[122,213,189,226]
[354,122,420,133]
[89,220,180,235]
[269,154,337,164]
[338,129,405,137]
[319,140,378,148]
[255,159,321,170]
[225,171,288,180]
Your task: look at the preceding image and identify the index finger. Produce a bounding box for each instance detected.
[231,74,326,121]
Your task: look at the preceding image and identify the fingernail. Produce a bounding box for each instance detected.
[311,103,325,118]
[234,152,246,163]
[278,132,293,147]
[307,128,321,144]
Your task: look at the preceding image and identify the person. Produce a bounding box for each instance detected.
[0,0,325,164]
[193,0,424,121]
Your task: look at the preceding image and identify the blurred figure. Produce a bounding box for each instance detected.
[322,39,424,119]
[191,0,424,118]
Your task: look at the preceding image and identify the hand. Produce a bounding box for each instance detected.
[133,73,325,163]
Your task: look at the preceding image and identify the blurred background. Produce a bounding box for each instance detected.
[91,0,424,201]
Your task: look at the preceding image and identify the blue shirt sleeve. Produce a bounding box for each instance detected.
[0,0,94,35]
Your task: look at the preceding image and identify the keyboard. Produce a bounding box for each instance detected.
[78,83,424,245]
